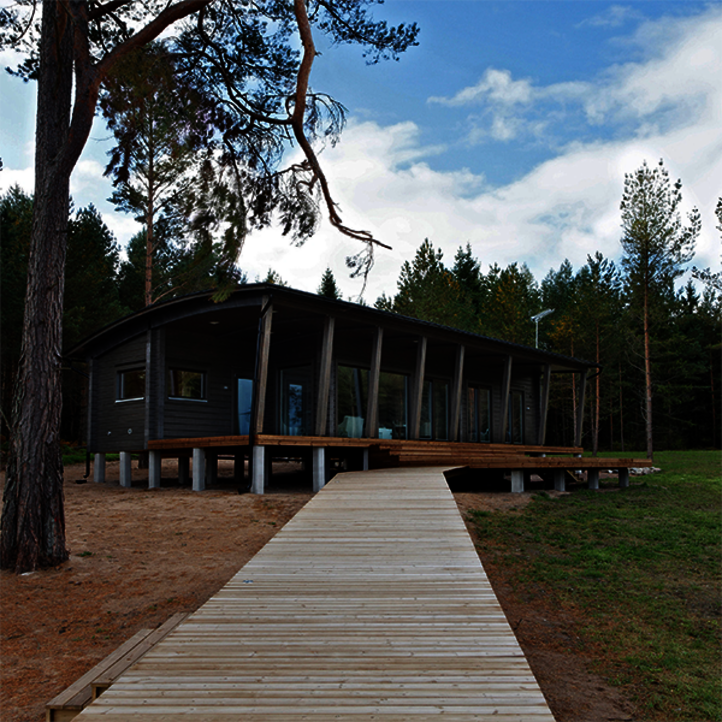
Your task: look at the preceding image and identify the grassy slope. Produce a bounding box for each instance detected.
[468,450,721,722]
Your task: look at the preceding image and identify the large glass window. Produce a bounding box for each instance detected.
[117,368,145,401]
[468,386,491,442]
[420,380,449,440]
[168,369,206,400]
[237,378,253,435]
[280,367,312,436]
[337,365,368,438]
[378,372,408,440]
[508,390,524,444]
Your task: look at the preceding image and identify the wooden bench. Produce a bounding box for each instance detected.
[46,612,187,722]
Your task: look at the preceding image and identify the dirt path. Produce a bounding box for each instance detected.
[1,463,634,722]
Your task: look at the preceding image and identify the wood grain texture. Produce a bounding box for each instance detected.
[77,468,554,721]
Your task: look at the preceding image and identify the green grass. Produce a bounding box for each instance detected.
[467,450,721,722]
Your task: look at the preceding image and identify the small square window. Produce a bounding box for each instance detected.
[168,369,206,400]
[117,369,145,400]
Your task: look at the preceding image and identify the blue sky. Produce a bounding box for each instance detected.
[1,1,720,301]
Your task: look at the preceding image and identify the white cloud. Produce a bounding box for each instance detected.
[245,7,722,301]
[577,5,644,28]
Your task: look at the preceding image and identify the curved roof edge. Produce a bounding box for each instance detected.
[65,283,598,372]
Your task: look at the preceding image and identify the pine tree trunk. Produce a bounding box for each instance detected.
[643,282,654,460]
[0,2,74,572]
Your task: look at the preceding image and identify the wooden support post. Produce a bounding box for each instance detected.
[251,296,273,436]
[119,452,132,488]
[410,336,427,440]
[93,453,106,483]
[315,316,335,436]
[449,344,465,442]
[554,469,566,492]
[251,446,265,494]
[192,448,206,491]
[312,447,326,493]
[178,456,189,486]
[618,467,629,488]
[587,467,599,490]
[511,469,524,493]
[500,356,513,443]
[148,450,161,489]
[538,364,552,445]
[575,369,588,447]
[365,327,383,438]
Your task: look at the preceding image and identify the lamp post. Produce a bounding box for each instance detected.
[531,309,554,348]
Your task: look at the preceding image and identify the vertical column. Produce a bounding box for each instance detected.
[362,448,369,471]
[192,448,206,491]
[119,451,132,488]
[587,468,599,490]
[449,344,465,442]
[312,447,326,493]
[178,456,190,486]
[148,450,162,489]
[574,369,588,447]
[410,336,427,440]
[511,469,524,493]
[554,468,566,492]
[538,364,552,445]
[364,327,383,438]
[93,453,106,483]
[618,467,630,488]
[315,316,335,436]
[251,296,273,436]
[251,445,265,494]
[500,356,513,443]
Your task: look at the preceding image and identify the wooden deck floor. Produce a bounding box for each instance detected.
[77,468,554,721]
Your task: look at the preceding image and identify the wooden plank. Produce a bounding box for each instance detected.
[574,369,588,447]
[365,326,383,438]
[77,469,555,721]
[91,613,188,699]
[252,296,273,436]
[449,344,465,442]
[499,356,513,444]
[538,364,551,446]
[46,629,154,720]
[409,335,427,440]
[314,316,335,436]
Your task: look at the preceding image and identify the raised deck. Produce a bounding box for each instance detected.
[144,434,650,493]
[77,468,555,720]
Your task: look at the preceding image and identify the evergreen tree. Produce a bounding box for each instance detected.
[100,42,216,306]
[0,1,418,572]
[619,159,700,459]
[480,262,539,345]
[0,187,33,449]
[318,268,342,300]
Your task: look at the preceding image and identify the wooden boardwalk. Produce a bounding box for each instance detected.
[77,468,554,721]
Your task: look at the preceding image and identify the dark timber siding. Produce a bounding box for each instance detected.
[93,334,147,453]
[163,330,237,440]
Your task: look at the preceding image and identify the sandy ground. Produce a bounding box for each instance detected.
[1,460,634,722]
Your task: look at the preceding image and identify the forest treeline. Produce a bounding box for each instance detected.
[1,185,719,455]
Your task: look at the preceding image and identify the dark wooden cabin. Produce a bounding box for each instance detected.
[67,284,646,493]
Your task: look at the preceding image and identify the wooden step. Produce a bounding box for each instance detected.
[46,613,187,722]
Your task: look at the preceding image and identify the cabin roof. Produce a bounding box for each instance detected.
[66,283,595,372]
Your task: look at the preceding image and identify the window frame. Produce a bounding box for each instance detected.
[116,368,146,402]
[167,368,208,402]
